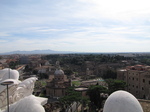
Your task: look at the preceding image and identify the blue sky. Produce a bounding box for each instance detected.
[1,0,150,53]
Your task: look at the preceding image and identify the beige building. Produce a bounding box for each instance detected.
[117,65,150,99]
[46,62,71,98]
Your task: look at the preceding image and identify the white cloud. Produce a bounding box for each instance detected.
[0,32,10,37]
[0,40,7,43]
[76,0,150,23]
[0,0,150,53]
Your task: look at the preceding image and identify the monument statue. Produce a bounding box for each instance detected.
[0,68,47,112]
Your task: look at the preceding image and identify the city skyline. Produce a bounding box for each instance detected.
[1,0,150,53]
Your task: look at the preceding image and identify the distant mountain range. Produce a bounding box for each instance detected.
[0,50,75,55]
[1,50,150,55]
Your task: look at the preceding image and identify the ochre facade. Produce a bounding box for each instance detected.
[117,65,150,99]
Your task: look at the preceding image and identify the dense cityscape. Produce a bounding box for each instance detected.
[0,52,150,112]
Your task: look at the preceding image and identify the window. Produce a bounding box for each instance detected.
[149,81,150,84]
[136,86,138,88]
[143,79,145,83]
[132,77,134,80]
[142,87,144,90]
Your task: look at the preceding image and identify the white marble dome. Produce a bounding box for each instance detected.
[54,69,64,75]
[103,90,143,112]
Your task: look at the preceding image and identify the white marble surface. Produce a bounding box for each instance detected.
[5,95,45,112]
[0,69,20,93]
[0,68,47,112]
[103,90,143,112]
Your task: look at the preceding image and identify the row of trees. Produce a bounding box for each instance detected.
[102,69,117,79]
[136,56,150,65]
[87,79,126,111]
[43,54,131,66]
[9,61,20,69]
[59,79,126,112]
[59,87,82,112]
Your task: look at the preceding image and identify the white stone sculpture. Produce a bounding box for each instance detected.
[0,68,20,93]
[4,95,45,112]
[103,90,143,112]
[0,68,47,112]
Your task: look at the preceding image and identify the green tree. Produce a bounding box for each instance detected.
[102,69,117,79]
[33,69,38,74]
[38,73,48,79]
[9,61,19,69]
[87,85,108,111]
[106,79,126,94]
[24,65,32,72]
[59,87,82,112]
[64,69,73,76]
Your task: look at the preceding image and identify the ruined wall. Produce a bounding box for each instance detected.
[139,99,150,112]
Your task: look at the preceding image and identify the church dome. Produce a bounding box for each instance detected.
[54,69,64,75]
[103,90,143,112]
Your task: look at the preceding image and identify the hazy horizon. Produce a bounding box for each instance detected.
[1,0,150,53]
[1,49,150,55]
